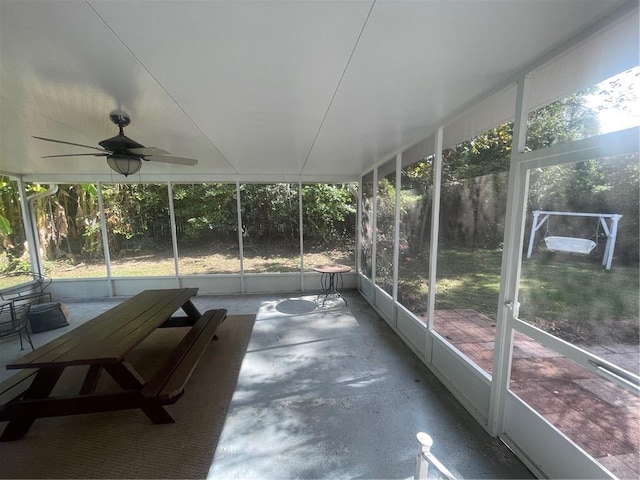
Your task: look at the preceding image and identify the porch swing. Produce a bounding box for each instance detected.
[545,235,596,254]
[543,217,598,255]
[526,210,622,270]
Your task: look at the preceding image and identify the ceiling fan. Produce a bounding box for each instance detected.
[34,110,198,176]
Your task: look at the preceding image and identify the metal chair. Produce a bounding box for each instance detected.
[0,301,33,351]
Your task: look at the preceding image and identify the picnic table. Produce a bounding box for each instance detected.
[0,288,226,441]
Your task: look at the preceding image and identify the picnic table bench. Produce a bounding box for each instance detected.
[0,369,38,408]
[0,288,227,440]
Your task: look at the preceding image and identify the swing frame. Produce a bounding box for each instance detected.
[526,210,622,270]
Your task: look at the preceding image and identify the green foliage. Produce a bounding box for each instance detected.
[526,89,600,150]
[302,184,356,246]
[240,183,299,242]
[173,183,237,245]
[443,122,513,183]
[82,183,97,194]
[0,215,12,236]
[0,181,357,258]
[374,177,397,293]
[0,176,27,263]
[81,219,102,258]
[102,183,173,252]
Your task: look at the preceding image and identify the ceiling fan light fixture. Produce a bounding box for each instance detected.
[107,155,142,176]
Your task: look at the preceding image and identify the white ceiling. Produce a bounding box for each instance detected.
[0,0,627,183]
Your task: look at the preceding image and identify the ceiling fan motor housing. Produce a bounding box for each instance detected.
[99,134,145,153]
[109,109,131,127]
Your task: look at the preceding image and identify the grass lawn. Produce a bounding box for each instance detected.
[518,253,639,344]
[398,247,638,345]
[34,245,354,279]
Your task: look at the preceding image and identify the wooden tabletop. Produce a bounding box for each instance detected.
[7,288,199,370]
[313,263,352,274]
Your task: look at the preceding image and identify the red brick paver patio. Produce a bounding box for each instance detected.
[433,309,640,479]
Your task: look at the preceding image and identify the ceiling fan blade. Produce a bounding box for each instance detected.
[41,153,110,158]
[33,136,107,153]
[127,147,171,156]
[144,155,198,166]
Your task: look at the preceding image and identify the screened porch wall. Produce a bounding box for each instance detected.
[19,181,357,299]
[356,4,638,479]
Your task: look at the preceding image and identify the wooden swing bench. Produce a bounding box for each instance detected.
[527,210,622,270]
[544,236,597,255]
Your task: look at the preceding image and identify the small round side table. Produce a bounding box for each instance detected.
[313,263,352,306]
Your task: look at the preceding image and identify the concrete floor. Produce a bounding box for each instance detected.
[1,291,533,479]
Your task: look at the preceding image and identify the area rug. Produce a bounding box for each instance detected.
[0,314,256,479]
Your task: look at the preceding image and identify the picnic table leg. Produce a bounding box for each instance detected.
[159,300,204,328]
[181,300,202,321]
[103,361,145,389]
[79,365,103,395]
[104,361,174,424]
[0,367,64,441]
[140,401,175,424]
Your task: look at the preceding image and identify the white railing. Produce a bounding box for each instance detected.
[414,432,457,480]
